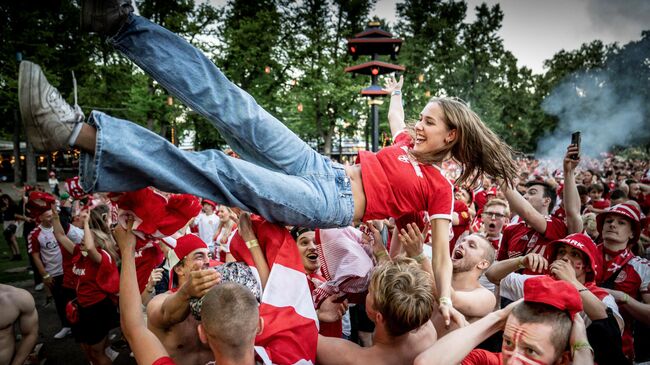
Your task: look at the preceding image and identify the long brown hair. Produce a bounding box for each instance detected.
[406,97,518,187]
[89,204,119,262]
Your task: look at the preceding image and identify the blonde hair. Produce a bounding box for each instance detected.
[370,256,434,337]
[484,198,510,217]
[406,97,518,187]
[89,205,119,262]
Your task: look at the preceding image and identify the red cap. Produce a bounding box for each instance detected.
[524,275,583,319]
[202,199,217,209]
[596,203,641,245]
[27,192,56,220]
[169,234,208,269]
[547,233,600,283]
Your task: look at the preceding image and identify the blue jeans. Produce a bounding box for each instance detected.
[79,15,353,228]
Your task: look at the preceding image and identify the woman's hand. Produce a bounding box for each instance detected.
[383,75,404,94]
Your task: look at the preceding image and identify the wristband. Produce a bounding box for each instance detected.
[42,273,51,280]
[412,252,426,264]
[578,288,589,293]
[621,293,629,304]
[439,296,452,307]
[148,286,155,294]
[391,90,401,96]
[245,239,259,249]
[375,250,388,260]
[571,341,594,358]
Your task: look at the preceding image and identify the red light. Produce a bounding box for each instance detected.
[350,46,356,53]
[371,67,379,76]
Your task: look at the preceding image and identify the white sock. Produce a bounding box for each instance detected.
[68,121,83,147]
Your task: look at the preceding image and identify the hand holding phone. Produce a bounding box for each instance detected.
[570,131,581,160]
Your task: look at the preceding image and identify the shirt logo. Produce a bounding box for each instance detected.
[398,147,423,178]
[72,265,85,276]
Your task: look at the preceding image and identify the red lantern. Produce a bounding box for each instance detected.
[371,67,379,76]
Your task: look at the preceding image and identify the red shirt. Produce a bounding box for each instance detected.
[451,200,470,250]
[72,245,117,307]
[597,245,650,358]
[357,131,453,222]
[61,225,84,289]
[462,349,501,365]
[28,226,64,277]
[497,216,567,262]
[134,238,164,293]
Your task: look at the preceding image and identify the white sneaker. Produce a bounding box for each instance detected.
[34,283,44,291]
[53,327,71,339]
[105,346,119,362]
[18,61,84,152]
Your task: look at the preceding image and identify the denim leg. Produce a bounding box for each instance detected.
[109,15,327,176]
[79,111,352,228]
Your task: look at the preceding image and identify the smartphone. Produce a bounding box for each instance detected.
[570,131,581,160]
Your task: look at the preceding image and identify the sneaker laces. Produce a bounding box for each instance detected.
[71,70,84,121]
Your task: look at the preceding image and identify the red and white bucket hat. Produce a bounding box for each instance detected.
[596,203,641,245]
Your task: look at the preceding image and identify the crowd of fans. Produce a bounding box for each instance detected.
[2,2,650,365]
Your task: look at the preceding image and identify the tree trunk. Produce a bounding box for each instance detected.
[25,142,37,185]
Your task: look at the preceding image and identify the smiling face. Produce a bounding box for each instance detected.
[601,214,634,245]
[413,102,457,155]
[216,206,231,222]
[176,248,211,284]
[296,231,319,274]
[501,316,568,365]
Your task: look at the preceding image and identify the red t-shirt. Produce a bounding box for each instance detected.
[357,131,453,222]
[497,216,567,263]
[61,225,84,289]
[462,349,501,365]
[152,357,176,365]
[72,245,116,307]
[597,245,650,358]
[451,200,471,251]
[134,238,164,293]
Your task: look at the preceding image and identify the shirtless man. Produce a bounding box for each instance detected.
[432,234,496,337]
[146,234,221,365]
[316,256,438,365]
[0,284,38,365]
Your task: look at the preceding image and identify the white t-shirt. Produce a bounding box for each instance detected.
[194,212,220,250]
[500,273,622,327]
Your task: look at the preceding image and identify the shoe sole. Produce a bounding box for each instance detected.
[18,61,49,152]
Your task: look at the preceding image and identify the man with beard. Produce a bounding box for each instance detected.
[432,234,496,337]
[146,234,221,365]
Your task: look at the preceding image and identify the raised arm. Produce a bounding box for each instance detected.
[114,218,170,365]
[238,213,269,289]
[10,289,38,365]
[383,75,406,138]
[502,182,548,234]
[563,145,583,234]
[51,204,75,255]
[414,300,520,365]
[485,252,548,284]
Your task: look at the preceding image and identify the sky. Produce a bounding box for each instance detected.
[370,0,650,74]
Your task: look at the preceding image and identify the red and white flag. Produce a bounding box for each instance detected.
[231,215,318,365]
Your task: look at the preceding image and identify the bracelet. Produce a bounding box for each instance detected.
[391,90,401,96]
[571,341,594,358]
[439,296,452,307]
[621,293,629,304]
[412,252,426,264]
[148,286,155,294]
[42,274,51,280]
[245,239,259,249]
[375,250,388,260]
[578,288,589,293]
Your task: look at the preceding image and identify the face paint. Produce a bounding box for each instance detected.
[502,318,559,365]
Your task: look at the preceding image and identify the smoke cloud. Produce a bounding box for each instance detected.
[535,35,650,164]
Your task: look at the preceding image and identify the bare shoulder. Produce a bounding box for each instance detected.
[0,285,34,311]
[145,292,171,326]
[316,335,366,365]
